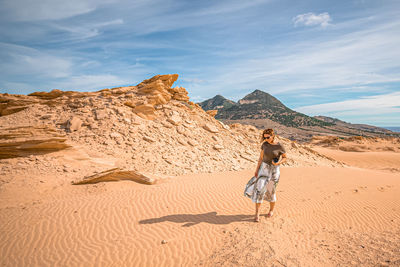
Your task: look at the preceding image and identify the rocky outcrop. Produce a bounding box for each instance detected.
[206,110,218,117]
[0,125,71,159]
[0,74,343,185]
[0,94,38,116]
[72,168,157,185]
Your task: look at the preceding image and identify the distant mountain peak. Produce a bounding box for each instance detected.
[198,94,236,111]
[239,89,283,107]
[198,89,332,128]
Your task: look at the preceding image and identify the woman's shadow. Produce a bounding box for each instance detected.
[139,212,253,227]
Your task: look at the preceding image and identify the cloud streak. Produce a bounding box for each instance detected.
[296,92,400,115]
[0,0,115,21]
[0,0,399,126]
[199,16,400,97]
[293,12,332,28]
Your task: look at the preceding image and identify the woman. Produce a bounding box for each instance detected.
[244,128,287,222]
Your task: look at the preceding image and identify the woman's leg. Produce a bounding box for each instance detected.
[267,202,275,217]
[255,203,261,222]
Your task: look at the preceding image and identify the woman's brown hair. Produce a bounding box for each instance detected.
[260,128,275,143]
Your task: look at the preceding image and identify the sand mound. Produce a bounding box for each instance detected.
[310,135,400,153]
[1,167,399,266]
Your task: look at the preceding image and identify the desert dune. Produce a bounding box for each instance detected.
[1,165,399,266]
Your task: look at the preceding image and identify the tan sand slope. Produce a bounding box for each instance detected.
[310,135,400,153]
[312,147,400,173]
[1,166,399,266]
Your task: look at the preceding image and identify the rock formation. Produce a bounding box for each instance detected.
[0,125,71,159]
[0,74,343,186]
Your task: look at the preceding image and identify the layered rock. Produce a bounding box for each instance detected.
[0,125,71,159]
[72,168,157,185]
[0,94,38,116]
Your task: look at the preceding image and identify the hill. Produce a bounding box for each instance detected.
[199,90,331,128]
[198,95,236,110]
[199,91,399,142]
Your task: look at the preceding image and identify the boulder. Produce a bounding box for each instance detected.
[168,86,190,102]
[206,110,218,117]
[110,132,122,139]
[136,74,177,105]
[188,140,198,146]
[213,144,224,151]
[133,104,156,120]
[95,109,108,120]
[67,117,82,132]
[72,168,157,185]
[203,124,219,133]
[143,136,156,143]
[167,114,182,126]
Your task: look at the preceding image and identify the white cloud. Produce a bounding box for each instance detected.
[180,78,205,84]
[187,95,207,102]
[52,74,130,90]
[293,12,332,28]
[50,19,124,41]
[295,92,400,116]
[0,43,72,78]
[200,18,400,96]
[0,0,117,21]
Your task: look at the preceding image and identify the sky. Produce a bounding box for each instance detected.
[0,0,399,127]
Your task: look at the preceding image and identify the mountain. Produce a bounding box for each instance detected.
[199,90,332,128]
[198,90,400,142]
[198,95,237,111]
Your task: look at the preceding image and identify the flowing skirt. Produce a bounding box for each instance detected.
[244,162,280,203]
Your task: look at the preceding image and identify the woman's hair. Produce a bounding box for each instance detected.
[260,128,275,142]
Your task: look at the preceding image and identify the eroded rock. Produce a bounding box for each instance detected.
[203,124,219,133]
[0,125,71,159]
[67,117,82,132]
[72,168,157,185]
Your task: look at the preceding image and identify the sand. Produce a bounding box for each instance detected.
[1,74,399,266]
[312,147,400,173]
[1,164,399,266]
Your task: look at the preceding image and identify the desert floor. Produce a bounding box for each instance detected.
[1,150,399,266]
[312,146,400,173]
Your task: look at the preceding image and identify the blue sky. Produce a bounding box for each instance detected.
[0,0,399,127]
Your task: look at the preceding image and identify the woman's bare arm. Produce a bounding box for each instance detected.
[255,149,264,177]
[273,153,287,166]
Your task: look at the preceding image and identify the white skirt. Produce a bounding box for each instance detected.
[244,162,280,203]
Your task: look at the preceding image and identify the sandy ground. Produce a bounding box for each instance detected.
[1,164,399,266]
[312,147,400,173]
